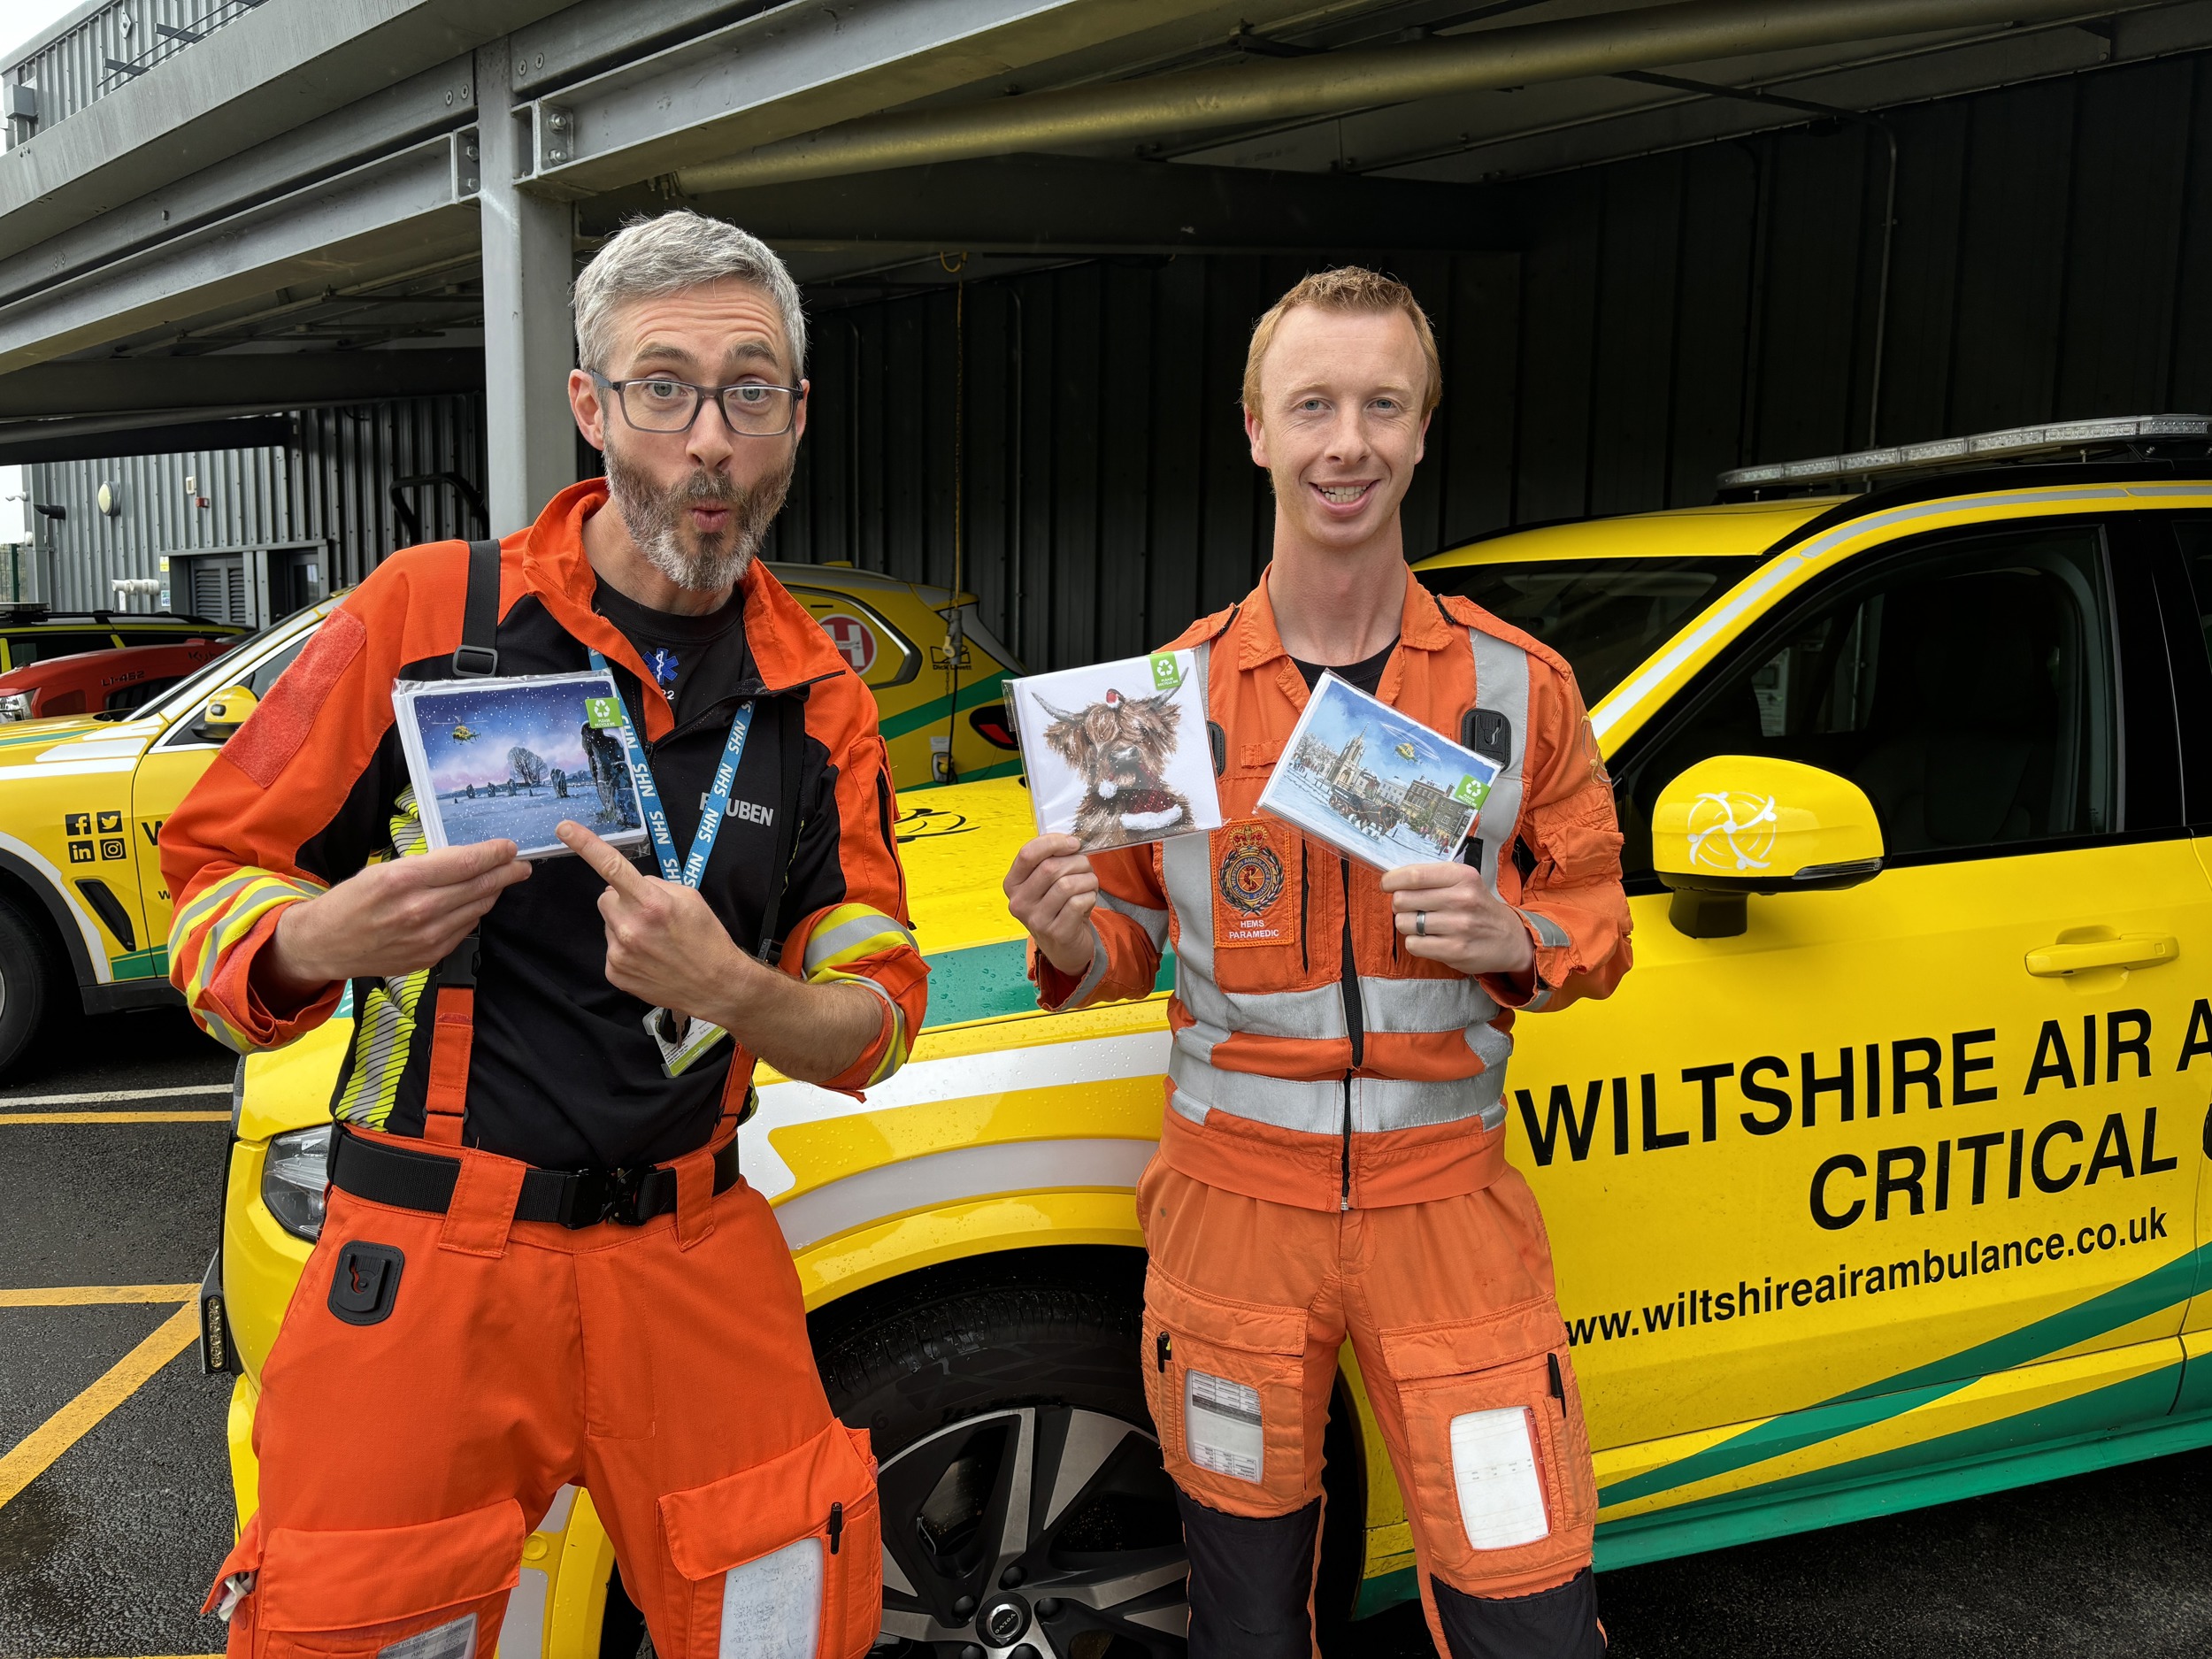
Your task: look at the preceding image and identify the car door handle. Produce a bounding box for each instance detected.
[2024,934,2179,976]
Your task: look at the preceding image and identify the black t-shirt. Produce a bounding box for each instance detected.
[594,581,750,720]
[1291,637,1399,696]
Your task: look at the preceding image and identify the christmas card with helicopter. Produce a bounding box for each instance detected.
[392,670,651,860]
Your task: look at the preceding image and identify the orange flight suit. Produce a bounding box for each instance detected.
[1034,568,1631,1658]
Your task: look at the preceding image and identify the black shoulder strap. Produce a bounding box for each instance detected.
[452,539,502,677]
[753,695,810,965]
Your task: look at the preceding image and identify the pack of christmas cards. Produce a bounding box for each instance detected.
[1257,672,1500,872]
[1007,650,1224,851]
[392,671,650,860]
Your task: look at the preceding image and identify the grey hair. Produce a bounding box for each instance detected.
[572,210,807,380]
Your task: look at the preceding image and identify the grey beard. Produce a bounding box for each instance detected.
[603,443,793,594]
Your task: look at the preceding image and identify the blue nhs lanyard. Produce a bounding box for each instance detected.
[588,649,753,887]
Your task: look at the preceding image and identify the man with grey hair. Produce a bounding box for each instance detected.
[172,210,920,1659]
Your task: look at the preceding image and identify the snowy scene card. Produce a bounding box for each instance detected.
[1009,650,1224,852]
[393,671,650,861]
[1258,672,1501,872]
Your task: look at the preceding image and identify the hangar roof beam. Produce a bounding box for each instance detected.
[672,0,2170,192]
[0,134,480,376]
[498,0,1260,196]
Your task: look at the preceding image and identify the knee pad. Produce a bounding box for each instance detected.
[1178,1490,1319,1659]
[1432,1568,1603,1659]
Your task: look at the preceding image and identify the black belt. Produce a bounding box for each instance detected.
[329,1127,741,1229]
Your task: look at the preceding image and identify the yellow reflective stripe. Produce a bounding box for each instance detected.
[801,903,918,977]
[334,966,430,1128]
[805,965,909,1086]
[168,870,262,959]
[388,787,427,858]
[174,869,326,1049]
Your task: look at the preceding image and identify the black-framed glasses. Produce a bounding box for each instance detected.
[594,373,803,436]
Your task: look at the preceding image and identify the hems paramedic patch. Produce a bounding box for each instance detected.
[1213,821,1290,949]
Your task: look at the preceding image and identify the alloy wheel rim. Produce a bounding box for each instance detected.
[874,1404,1188,1658]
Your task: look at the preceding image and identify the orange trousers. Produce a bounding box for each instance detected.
[206,1130,880,1659]
[1137,1158,1599,1655]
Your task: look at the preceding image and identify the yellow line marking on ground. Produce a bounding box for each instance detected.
[0,1285,197,1307]
[0,1302,199,1510]
[0,1083,229,1106]
[0,1110,227,1124]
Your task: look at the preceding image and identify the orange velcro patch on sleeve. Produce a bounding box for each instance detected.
[224,606,368,789]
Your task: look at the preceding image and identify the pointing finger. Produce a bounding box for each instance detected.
[558,821,652,893]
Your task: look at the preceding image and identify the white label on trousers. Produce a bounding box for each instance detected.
[718,1535,824,1659]
[378,1613,477,1659]
[1186,1369,1264,1483]
[1448,1407,1551,1550]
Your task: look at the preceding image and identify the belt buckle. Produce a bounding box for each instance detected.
[555,1165,645,1228]
[603,1164,648,1226]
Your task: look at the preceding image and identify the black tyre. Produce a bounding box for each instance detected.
[0,896,60,1078]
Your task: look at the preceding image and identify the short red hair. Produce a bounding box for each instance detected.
[1242,266,1442,420]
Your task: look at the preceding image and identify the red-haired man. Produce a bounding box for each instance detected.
[1006,268,1631,1658]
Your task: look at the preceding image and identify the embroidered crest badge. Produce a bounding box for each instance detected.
[1217,823,1285,914]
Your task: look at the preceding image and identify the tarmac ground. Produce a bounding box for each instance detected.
[3,1009,2210,1658]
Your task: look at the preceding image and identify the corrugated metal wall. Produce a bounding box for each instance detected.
[31,47,2212,665]
[27,394,487,616]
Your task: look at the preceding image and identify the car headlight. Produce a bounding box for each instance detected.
[0,692,33,722]
[261,1124,332,1240]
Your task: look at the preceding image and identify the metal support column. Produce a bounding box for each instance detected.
[477,42,577,537]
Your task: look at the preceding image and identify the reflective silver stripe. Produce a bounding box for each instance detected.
[1521,983,1555,1013]
[1064,930,1112,1008]
[1467,627,1529,897]
[1096,890,1170,952]
[803,910,918,974]
[1161,830,1215,984]
[1517,907,1571,950]
[1169,1047,1499,1134]
[1465,1018,1513,1073]
[1362,973,1497,1034]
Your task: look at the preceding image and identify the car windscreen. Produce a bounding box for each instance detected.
[137,625,276,722]
[1417,555,1765,707]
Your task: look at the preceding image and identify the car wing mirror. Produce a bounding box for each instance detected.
[188,684,258,745]
[1651,755,1885,939]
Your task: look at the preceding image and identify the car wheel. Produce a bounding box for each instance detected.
[0,897,58,1076]
[816,1254,1187,1658]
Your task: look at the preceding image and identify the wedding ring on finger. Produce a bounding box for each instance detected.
[1415,910,1428,937]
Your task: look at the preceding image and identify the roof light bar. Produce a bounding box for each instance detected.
[1718,414,2211,491]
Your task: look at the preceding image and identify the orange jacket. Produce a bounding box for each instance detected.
[1033,568,1631,1211]
[164,481,926,1170]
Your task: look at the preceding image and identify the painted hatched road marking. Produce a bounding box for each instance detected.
[0,1082,228,1106]
[0,1110,227,1124]
[0,1301,199,1510]
[0,1285,197,1307]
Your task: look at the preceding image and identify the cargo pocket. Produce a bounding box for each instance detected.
[1141,1267,1311,1513]
[1379,1299,1595,1592]
[659,1418,881,1659]
[210,1498,525,1658]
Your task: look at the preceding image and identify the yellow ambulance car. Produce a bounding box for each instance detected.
[212,427,2212,1653]
[0,567,1010,1080]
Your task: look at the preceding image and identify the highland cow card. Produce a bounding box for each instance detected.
[1258,672,1500,872]
[1009,651,1223,851]
[392,671,651,861]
